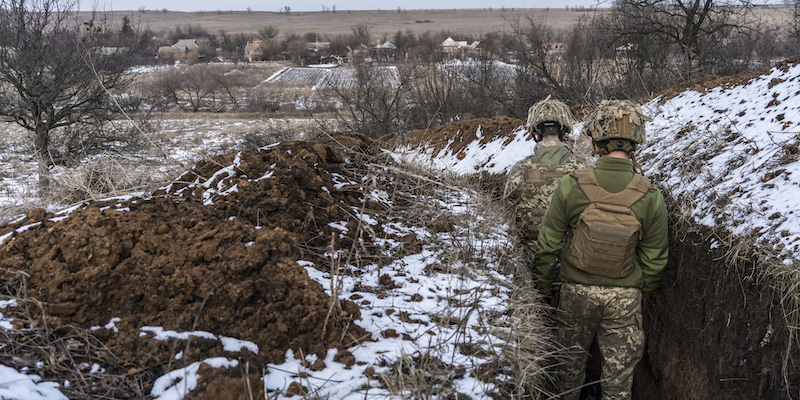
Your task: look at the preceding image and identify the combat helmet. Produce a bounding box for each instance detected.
[526,96,574,142]
[584,99,651,155]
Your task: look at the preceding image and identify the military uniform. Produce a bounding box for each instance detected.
[504,140,586,260]
[533,156,669,400]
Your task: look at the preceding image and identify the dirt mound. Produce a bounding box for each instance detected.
[157,131,386,254]
[0,132,384,394]
[402,116,526,158]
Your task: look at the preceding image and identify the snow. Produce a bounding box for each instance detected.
[394,124,535,175]
[263,66,401,90]
[151,358,238,400]
[640,63,800,258]
[0,365,68,400]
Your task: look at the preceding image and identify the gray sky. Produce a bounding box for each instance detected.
[84,0,609,12]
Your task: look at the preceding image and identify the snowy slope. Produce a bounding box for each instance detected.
[395,123,536,175]
[640,61,800,261]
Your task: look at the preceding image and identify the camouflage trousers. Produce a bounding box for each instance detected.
[554,283,644,400]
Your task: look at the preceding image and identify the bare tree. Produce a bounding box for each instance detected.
[351,23,371,45]
[0,0,135,193]
[328,63,409,139]
[258,25,279,41]
[606,0,752,80]
[508,16,563,91]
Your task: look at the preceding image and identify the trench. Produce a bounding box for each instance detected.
[628,212,800,400]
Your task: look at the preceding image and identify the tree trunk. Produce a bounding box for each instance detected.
[33,126,51,195]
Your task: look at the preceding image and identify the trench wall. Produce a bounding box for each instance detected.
[634,216,800,400]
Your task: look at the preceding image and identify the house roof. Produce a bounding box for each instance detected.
[307,41,331,50]
[173,39,199,51]
[440,37,459,47]
[440,37,474,48]
[245,42,262,52]
[376,41,396,49]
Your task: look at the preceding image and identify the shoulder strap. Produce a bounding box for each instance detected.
[574,169,653,207]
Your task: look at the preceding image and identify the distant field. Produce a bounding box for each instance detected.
[91,7,604,38]
[85,4,791,42]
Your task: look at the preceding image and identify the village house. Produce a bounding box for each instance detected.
[546,43,566,53]
[157,39,200,63]
[305,40,335,64]
[346,40,397,64]
[244,41,264,62]
[440,37,481,59]
[373,40,397,63]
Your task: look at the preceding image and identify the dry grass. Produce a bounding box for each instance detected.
[84,5,792,40]
[92,7,601,38]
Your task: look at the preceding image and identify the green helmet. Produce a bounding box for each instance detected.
[584,100,651,144]
[526,96,574,142]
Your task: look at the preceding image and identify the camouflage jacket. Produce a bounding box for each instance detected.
[533,157,669,293]
[504,140,587,240]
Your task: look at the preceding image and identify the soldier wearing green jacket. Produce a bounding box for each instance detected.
[533,100,668,400]
[504,98,586,275]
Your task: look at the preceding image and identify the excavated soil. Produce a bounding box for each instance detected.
[402,116,527,158]
[0,131,386,396]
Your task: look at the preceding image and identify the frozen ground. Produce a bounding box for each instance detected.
[640,62,800,262]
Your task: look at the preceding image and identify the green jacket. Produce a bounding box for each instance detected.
[533,156,669,293]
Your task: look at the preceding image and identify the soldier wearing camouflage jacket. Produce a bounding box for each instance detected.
[504,141,585,251]
[504,98,586,274]
[533,100,668,400]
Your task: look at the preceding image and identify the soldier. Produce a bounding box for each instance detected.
[504,97,586,290]
[533,100,668,400]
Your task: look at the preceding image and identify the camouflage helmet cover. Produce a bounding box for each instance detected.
[584,99,651,144]
[526,96,575,135]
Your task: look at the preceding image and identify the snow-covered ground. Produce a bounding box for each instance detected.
[394,124,536,175]
[0,117,318,217]
[640,63,800,262]
[4,59,800,399]
[264,65,401,90]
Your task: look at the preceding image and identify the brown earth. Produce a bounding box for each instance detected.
[0,131,387,397]
[402,116,527,159]
[632,214,800,400]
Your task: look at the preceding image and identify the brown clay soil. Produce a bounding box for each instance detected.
[402,116,527,159]
[0,131,387,397]
[632,215,800,400]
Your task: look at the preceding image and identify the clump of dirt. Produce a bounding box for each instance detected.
[401,116,526,158]
[157,131,387,254]
[0,131,385,393]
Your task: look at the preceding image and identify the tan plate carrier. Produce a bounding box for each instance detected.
[568,168,654,278]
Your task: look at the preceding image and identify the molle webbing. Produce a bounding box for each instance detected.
[567,168,653,278]
[525,169,570,181]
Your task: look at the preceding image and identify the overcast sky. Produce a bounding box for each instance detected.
[84,0,610,12]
